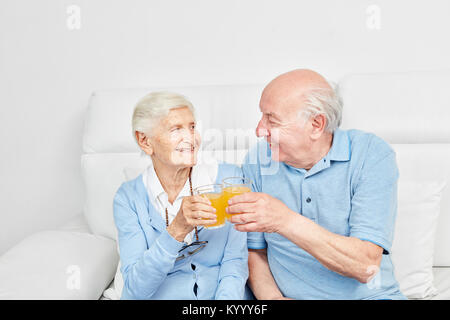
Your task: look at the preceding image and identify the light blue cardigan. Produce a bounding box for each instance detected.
[113,163,249,300]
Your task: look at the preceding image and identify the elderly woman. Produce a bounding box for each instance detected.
[113,91,248,300]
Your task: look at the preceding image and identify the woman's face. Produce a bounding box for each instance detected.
[147,107,201,168]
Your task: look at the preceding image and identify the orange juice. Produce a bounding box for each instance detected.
[201,192,227,228]
[223,186,251,220]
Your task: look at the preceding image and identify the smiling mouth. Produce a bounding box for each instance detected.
[175,146,195,152]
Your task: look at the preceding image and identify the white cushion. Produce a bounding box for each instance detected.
[391,144,450,267]
[0,231,118,299]
[390,144,450,299]
[57,214,92,234]
[82,153,152,240]
[339,70,450,144]
[391,179,446,299]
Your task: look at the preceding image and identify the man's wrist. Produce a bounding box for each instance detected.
[277,209,315,250]
[277,207,301,235]
[278,210,323,256]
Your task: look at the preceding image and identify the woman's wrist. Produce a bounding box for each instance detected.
[167,220,192,242]
[166,224,185,242]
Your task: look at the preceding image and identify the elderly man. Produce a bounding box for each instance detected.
[226,69,406,300]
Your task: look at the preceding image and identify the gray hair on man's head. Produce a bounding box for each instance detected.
[132,91,195,155]
[298,83,343,133]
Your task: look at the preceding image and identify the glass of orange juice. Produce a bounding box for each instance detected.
[222,177,252,221]
[193,184,227,229]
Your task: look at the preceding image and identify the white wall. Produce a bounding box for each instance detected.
[1,0,450,254]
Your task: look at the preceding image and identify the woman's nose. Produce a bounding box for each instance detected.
[183,130,194,143]
[183,128,198,145]
[192,130,201,147]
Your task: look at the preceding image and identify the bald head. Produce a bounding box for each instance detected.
[258,68,342,135]
[262,69,332,106]
[256,69,342,168]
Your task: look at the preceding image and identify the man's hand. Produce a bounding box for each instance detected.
[226,192,295,233]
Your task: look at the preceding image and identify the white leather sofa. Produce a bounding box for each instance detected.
[0,70,449,300]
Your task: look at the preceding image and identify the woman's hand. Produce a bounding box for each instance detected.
[167,195,217,242]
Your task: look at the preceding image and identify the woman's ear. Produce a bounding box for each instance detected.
[135,131,153,156]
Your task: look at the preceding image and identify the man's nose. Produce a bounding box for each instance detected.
[256,119,269,137]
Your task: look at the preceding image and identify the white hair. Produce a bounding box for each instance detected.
[132,91,195,154]
[298,83,343,133]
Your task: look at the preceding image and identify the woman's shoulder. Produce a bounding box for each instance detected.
[114,174,146,204]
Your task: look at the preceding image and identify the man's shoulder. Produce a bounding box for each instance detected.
[345,129,397,179]
[217,162,241,177]
[243,139,270,164]
[346,129,395,157]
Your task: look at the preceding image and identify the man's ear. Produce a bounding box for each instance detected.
[135,131,153,156]
[310,114,327,140]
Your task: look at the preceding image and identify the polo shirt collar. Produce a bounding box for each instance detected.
[327,128,351,162]
[304,129,350,178]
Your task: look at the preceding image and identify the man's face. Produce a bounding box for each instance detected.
[256,93,312,165]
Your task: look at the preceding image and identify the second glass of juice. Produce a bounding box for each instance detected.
[222,177,252,221]
[193,184,227,229]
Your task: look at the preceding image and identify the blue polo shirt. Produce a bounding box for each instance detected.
[242,129,406,300]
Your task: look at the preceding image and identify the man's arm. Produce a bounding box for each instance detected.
[284,149,398,283]
[279,213,383,283]
[247,248,292,300]
[229,193,383,284]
